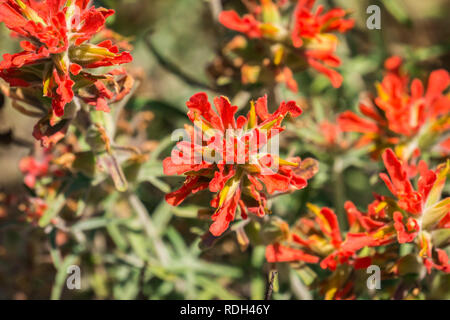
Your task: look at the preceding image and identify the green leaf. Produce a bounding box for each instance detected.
[424,161,449,209]
[146,176,171,193]
[196,276,241,300]
[70,217,133,232]
[250,276,265,300]
[152,201,173,233]
[432,229,450,247]
[150,135,175,162]
[293,266,317,286]
[167,227,189,256]
[171,205,202,218]
[128,230,151,261]
[137,160,166,179]
[422,198,450,230]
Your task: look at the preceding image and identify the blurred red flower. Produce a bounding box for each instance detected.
[219,0,353,89]
[338,56,450,161]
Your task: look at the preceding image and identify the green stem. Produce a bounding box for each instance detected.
[332,157,347,231]
[128,193,170,266]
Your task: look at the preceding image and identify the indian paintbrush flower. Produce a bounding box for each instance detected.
[265,148,449,276]
[338,56,450,163]
[0,0,133,146]
[219,0,354,90]
[163,92,318,236]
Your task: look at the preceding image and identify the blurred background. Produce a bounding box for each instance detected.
[0,0,450,299]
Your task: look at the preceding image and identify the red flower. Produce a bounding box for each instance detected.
[0,0,133,145]
[345,201,386,233]
[343,150,449,248]
[291,0,354,88]
[291,0,353,46]
[19,152,51,188]
[314,120,353,150]
[265,150,448,276]
[338,57,450,160]
[266,204,378,271]
[218,0,353,90]
[393,211,419,243]
[164,93,316,236]
[379,149,450,243]
[24,197,48,222]
[380,149,424,215]
[320,121,340,146]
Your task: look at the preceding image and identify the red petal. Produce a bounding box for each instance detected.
[384,56,402,71]
[209,167,235,193]
[426,69,450,101]
[265,243,319,263]
[187,92,217,125]
[417,168,436,203]
[274,100,303,119]
[340,233,376,254]
[69,63,82,75]
[320,207,342,246]
[353,257,372,269]
[254,95,269,121]
[0,1,28,31]
[214,96,237,129]
[165,176,209,206]
[307,58,343,88]
[393,211,418,243]
[219,11,262,38]
[210,187,241,236]
[381,149,414,195]
[78,8,107,37]
[257,172,290,194]
[95,98,110,112]
[338,111,379,133]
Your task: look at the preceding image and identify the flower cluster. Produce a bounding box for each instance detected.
[19,148,52,188]
[338,56,450,162]
[0,0,133,147]
[218,0,354,90]
[163,93,318,236]
[309,119,354,151]
[265,204,374,271]
[266,148,449,288]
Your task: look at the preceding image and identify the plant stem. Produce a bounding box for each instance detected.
[265,269,278,300]
[332,157,347,230]
[128,193,170,266]
[144,31,217,92]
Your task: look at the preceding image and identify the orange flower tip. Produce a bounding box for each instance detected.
[384,56,402,71]
[69,63,82,75]
[382,148,397,162]
[209,220,228,237]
